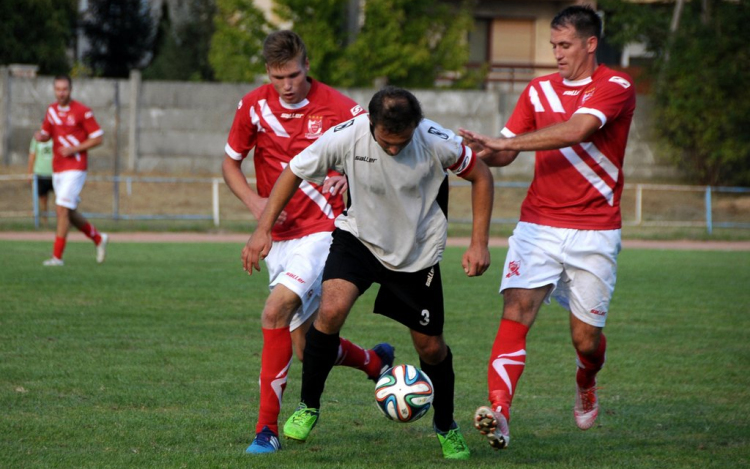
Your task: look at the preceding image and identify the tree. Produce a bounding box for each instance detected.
[600,0,750,186]
[208,0,269,83]
[0,0,77,74]
[82,0,154,78]
[142,0,216,81]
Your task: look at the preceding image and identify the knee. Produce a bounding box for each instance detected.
[415,338,447,365]
[261,297,296,328]
[572,332,600,356]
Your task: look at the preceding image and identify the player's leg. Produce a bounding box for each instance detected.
[570,315,605,430]
[44,173,73,264]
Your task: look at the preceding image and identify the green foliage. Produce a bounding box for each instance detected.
[0,0,77,74]
[600,0,750,186]
[273,0,350,85]
[335,0,475,88]
[82,0,154,78]
[208,0,269,83]
[653,1,750,186]
[142,0,216,81]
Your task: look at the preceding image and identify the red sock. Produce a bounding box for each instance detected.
[79,222,102,245]
[53,236,66,260]
[487,319,529,420]
[335,337,383,379]
[576,334,606,389]
[256,327,293,435]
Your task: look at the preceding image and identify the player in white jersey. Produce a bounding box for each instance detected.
[459,5,636,450]
[243,86,494,460]
[221,31,393,455]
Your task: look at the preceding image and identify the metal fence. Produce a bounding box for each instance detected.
[1,174,749,234]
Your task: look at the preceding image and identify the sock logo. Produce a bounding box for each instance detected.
[491,349,526,396]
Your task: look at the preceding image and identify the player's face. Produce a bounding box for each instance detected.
[266,56,311,105]
[54,79,71,106]
[372,123,416,156]
[550,25,596,81]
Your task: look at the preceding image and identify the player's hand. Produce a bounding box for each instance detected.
[461,243,491,277]
[250,197,287,226]
[242,230,273,275]
[34,131,49,142]
[59,146,76,157]
[322,175,348,197]
[459,128,507,156]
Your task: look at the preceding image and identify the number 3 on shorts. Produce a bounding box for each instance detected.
[420,309,430,326]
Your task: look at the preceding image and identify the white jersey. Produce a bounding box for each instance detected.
[289,114,475,272]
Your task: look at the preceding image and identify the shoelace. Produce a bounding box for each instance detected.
[579,387,600,412]
[445,430,467,451]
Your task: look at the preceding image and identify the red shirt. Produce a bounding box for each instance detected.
[41,100,103,173]
[504,65,636,230]
[225,78,366,240]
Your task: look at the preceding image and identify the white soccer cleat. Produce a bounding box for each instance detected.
[96,233,109,264]
[474,405,510,450]
[574,384,599,430]
[42,257,64,266]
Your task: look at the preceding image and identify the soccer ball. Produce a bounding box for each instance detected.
[374,364,434,423]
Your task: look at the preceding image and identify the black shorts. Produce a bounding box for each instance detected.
[323,228,444,336]
[36,177,53,197]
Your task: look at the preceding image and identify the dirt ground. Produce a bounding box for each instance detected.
[2,231,749,251]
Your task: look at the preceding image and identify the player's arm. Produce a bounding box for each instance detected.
[460,113,600,153]
[460,130,519,167]
[242,166,302,274]
[459,157,493,277]
[59,135,103,157]
[221,154,288,224]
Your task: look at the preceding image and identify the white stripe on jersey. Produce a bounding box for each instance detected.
[580,142,619,183]
[529,86,545,112]
[48,108,63,125]
[57,136,82,161]
[540,81,565,113]
[66,135,81,146]
[280,162,334,219]
[560,146,614,206]
[259,99,289,138]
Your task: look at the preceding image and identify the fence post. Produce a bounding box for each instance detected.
[127,70,141,172]
[635,184,643,225]
[705,186,713,235]
[212,178,220,227]
[0,66,10,166]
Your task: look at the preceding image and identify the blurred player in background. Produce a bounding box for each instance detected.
[28,131,54,225]
[244,86,494,460]
[221,30,394,454]
[35,75,108,266]
[459,5,636,450]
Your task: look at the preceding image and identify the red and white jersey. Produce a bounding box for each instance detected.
[225,78,365,240]
[504,65,636,230]
[41,100,103,173]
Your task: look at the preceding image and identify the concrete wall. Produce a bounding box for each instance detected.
[0,67,675,180]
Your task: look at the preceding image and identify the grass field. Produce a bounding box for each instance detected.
[1,241,749,468]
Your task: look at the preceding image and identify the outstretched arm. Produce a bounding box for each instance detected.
[241,166,302,274]
[460,158,493,277]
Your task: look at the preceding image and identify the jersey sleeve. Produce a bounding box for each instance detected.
[224,96,257,160]
[422,120,476,177]
[82,107,103,139]
[503,82,539,137]
[290,118,352,184]
[574,74,635,128]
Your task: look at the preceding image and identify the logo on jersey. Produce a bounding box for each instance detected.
[581,87,596,106]
[66,115,76,126]
[237,100,243,110]
[609,76,631,89]
[428,126,449,140]
[281,112,304,119]
[334,119,354,132]
[350,105,364,116]
[306,116,324,139]
[505,260,521,278]
[84,111,93,119]
[355,155,377,163]
[590,308,607,316]
[563,90,581,96]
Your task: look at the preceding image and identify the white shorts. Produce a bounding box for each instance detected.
[265,231,333,331]
[52,170,87,210]
[500,222,621,327]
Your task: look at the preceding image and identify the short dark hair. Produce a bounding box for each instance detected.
[262,30,308,68]
[368,86,423,134]
[53,74,72,86]
[551,5,602,41]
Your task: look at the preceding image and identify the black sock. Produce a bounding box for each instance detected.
[420,346,455,432]
[300,325,340,409]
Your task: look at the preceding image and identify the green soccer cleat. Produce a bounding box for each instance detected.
[435,423,471,460]
[283,403,320,442]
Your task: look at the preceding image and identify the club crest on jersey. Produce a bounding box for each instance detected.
[581,87,596,106]
[505,260,521,278]
[306,116,324,139]
[66,115,76,125]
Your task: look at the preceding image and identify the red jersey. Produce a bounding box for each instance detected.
[504,65,636,230]
[225,78,365,240]
[41,100,103,173]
